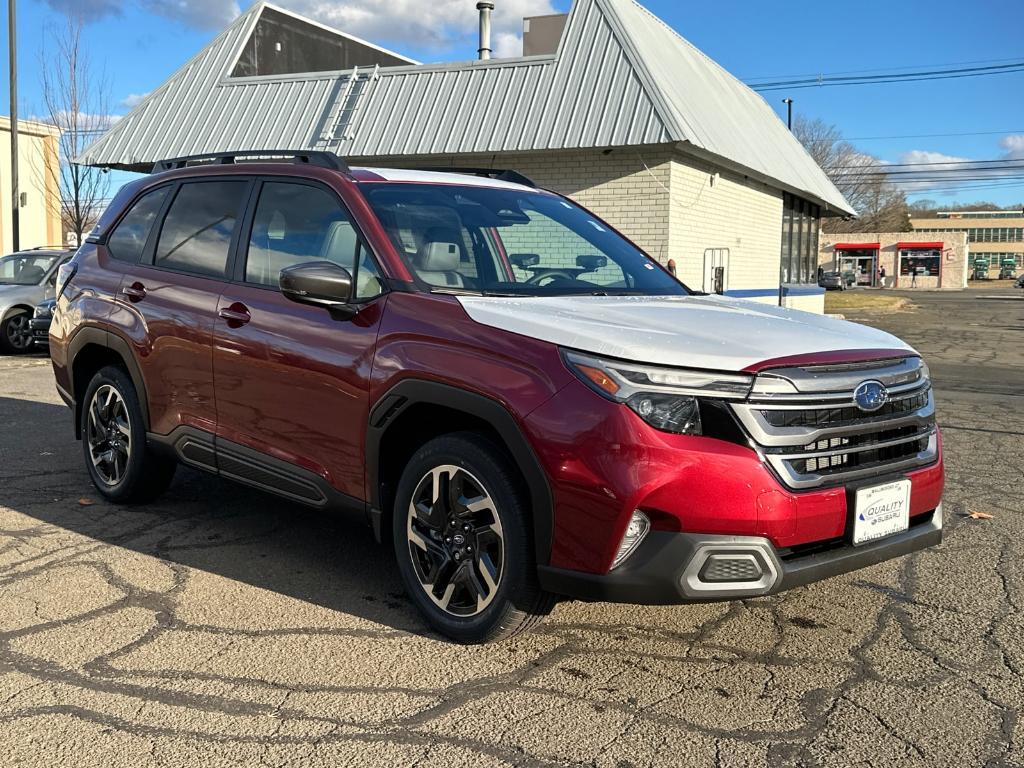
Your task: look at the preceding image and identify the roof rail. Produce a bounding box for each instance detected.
[152,150,350,174]
[405,167,538,189]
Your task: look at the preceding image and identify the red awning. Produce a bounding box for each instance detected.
[833,242,880,250]
[896,242,944,249]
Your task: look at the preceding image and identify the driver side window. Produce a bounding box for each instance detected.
[245,181,383,299]
[499,209,628,287]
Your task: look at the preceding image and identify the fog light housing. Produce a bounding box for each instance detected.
[611,510,650,569]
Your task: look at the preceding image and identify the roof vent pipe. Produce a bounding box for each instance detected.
[477,2,494,60]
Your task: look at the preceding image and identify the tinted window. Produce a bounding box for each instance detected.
[155,181,248,278]
[107,186,170,263]
[246,182,382,298]
[0,253,62,285]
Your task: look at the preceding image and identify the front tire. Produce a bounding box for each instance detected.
[0,310,34,354]
[81,366,176,503]
[392,432,554,643]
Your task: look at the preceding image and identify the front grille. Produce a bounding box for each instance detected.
[730,356,939,490]
[792,425,931,476]
[760,389,929,429]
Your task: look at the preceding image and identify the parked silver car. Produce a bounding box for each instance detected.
[0,248,74,354]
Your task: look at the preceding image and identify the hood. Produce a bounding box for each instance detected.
[0,283,43,305]
[456,294,914,372]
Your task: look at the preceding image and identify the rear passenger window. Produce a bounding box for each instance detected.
[154,181,248,278]
[245,182,383,298]
[107,187,170,263]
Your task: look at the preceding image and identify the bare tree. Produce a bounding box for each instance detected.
[39,14,112,246]
[792,116,910,233]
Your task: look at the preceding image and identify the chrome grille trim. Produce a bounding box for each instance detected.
[731,356,938,490]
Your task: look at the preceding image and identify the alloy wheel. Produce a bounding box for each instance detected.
[86,384,132,486]
[406,464,505,617]
[5,314,32,350]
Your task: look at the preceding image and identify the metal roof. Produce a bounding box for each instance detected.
[78,0,854,215]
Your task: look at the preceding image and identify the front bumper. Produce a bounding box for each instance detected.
[30,317,51,346]
[539,504,942,604]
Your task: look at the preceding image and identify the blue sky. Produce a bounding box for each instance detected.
[3,0,1023,206]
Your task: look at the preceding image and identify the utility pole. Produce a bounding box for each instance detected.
[782,98,793,130]
[8,0,19,251]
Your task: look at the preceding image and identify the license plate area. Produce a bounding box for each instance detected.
[852,479,911,546]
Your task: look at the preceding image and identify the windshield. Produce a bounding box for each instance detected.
[363,183,688,297]
[0,253,61,285]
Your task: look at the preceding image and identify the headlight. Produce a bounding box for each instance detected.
[562,350,753,435]
[33,303,53,319]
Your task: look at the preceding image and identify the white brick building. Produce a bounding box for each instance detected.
[79,0,853,313]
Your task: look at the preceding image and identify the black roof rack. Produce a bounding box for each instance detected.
[152,150,350,175]
[403,167,538,189]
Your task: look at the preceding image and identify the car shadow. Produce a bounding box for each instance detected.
[0,395,436,637]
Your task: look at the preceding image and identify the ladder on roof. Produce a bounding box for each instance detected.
[320,65,380,143]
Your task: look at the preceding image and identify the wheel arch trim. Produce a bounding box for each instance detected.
[366,379,555,566]
[67,326,150,437]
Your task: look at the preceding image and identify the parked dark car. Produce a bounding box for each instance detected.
[818,270,855,290]
[49,150,944,643]
[30,298,56,349]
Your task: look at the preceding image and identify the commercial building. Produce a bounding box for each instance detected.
[910,211,1023,279]
[78,0,854,312]
[0,117,63,253]
[818,231,969,290]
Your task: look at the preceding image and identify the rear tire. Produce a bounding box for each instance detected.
[0,310,34,354]
[392,432,554,644]
[80,365,176,503]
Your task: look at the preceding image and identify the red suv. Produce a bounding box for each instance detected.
[49,151,943,643]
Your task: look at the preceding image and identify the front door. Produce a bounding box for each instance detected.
[112,178,251,436]
[212,179,386,502]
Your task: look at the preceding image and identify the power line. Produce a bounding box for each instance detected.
[748,61,1024,91]
[744,56,1024,83]
[802,128,1024,143]
[832,158,1024,170]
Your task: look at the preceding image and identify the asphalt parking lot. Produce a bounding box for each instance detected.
[1,290,1022,767]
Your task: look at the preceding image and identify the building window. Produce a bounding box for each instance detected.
[780,193,820,284]
[899,248,940,278]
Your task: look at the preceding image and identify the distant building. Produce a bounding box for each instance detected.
[78,0,855,312]
[818,232,969,290]
[911,210,1024,276]
[0,117,63,252]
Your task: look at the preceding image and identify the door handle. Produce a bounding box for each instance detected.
[121,282,146,302]
[218,303,251,326]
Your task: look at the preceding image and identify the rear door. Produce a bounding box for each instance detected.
[113,178,252,436]
[212,177,386,502]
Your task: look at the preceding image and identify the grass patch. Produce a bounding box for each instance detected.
[824,291,909,313]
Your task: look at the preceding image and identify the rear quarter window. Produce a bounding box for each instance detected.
[154,181,249,278]
[106,186,171,263]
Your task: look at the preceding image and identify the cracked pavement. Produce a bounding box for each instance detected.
[1,289,1022,767]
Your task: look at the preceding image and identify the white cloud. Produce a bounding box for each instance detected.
[142,0,241,30]
[898,149,971,167]
[40,0,122,20]
[274,0,556,57]
[41,0,240,29]
[119,92,150,110]
[896,149,975,194]
[1000,134,1024,160]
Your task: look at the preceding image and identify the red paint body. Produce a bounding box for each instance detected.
[50,162,944,585]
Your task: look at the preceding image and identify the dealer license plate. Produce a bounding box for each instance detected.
[853,479,911,546]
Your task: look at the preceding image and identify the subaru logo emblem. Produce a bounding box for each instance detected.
[853,380,889,412]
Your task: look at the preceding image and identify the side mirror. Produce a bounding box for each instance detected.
[576,254,608,272]
[279,261,355,316]
[510,253,541,270]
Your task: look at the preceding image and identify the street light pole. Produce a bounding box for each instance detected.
[782,98,793,130]
[8,0,19,252]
